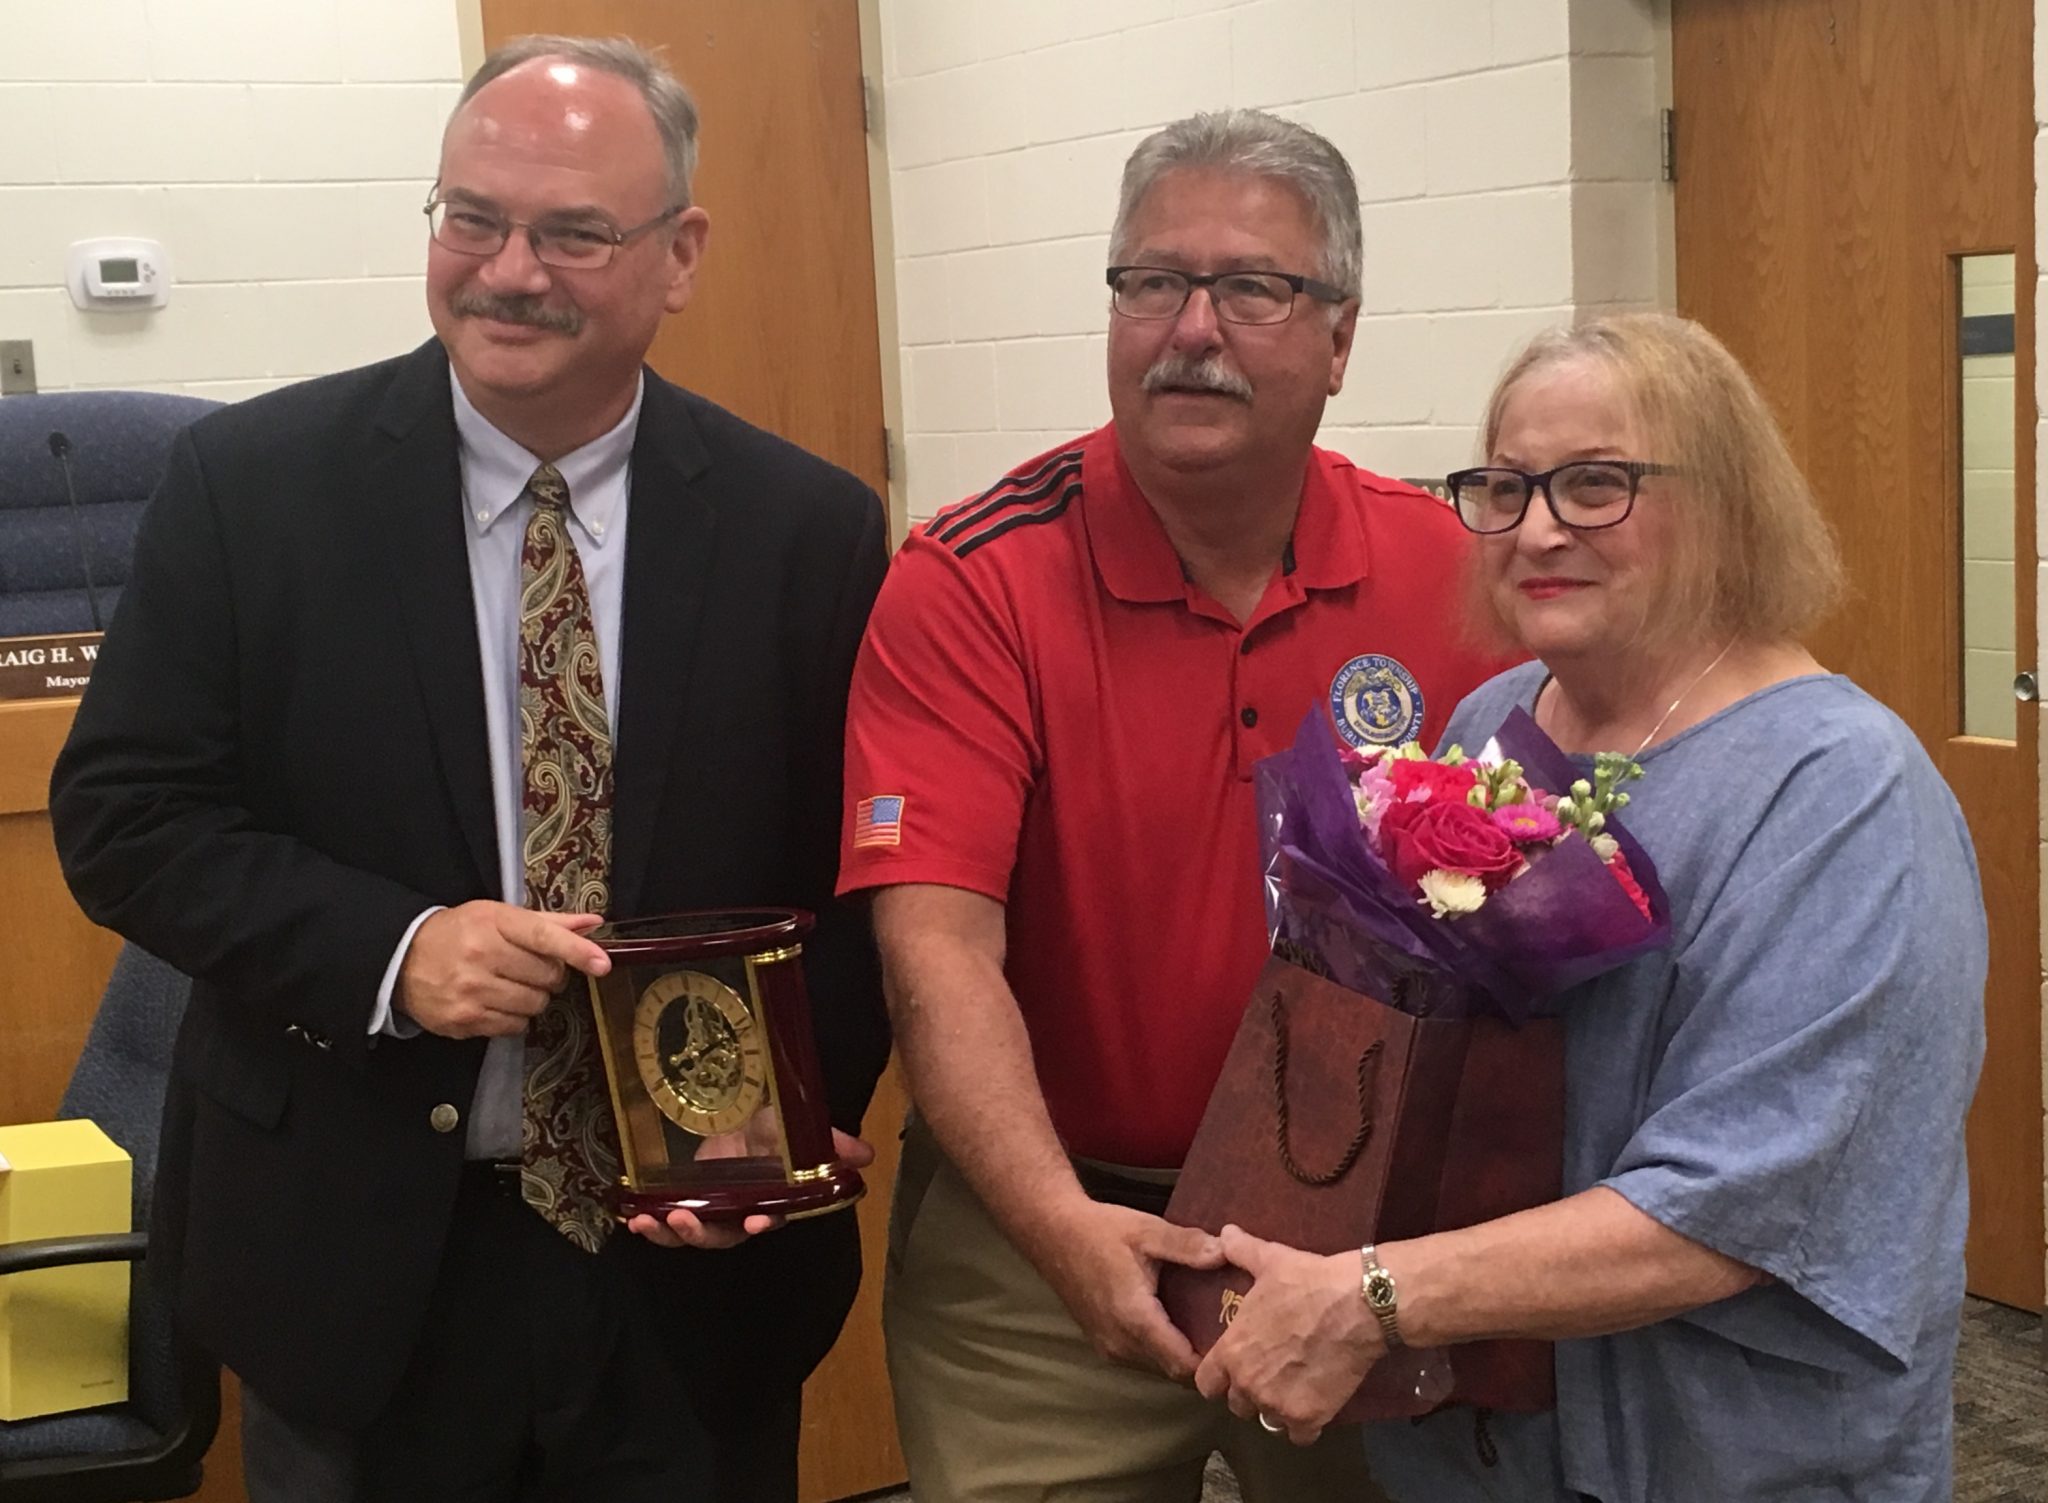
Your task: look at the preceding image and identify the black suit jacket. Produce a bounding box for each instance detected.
[49,342,890,1429]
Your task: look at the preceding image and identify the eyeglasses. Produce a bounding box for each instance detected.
[424,195,684,271]
[1105,265,1349,326]
[1445,461,1674,535]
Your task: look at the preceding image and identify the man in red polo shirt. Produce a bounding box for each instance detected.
[840,109,1507,1501]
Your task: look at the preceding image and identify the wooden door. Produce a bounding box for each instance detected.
[477,5,904,1497]
[1674,0,2044,1310]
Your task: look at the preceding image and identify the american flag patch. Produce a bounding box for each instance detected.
[853,795,905,849]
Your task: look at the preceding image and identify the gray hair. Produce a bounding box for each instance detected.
[1110,109,1362,299]
[454,35,701,207]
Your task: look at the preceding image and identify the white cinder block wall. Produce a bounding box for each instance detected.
[0,0,464,400]
[878,0,1664,524]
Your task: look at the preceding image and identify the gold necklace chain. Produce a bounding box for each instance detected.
[1631,641,1736,758]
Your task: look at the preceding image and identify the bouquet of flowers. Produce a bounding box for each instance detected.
[1162,706,1671,1421]
[1259,706,1669,1025]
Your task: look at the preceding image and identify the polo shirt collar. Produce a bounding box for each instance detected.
[1081,425,1370,605]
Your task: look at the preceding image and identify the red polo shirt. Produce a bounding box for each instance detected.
[840,424,1506,1165]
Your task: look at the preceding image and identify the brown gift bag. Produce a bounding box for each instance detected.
[1160,955,1563,1422]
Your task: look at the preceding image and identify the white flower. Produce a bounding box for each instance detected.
[1590,833,1619,862]
[1417,869,1487,918]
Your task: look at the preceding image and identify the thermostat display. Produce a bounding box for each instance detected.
[66,238,170,310]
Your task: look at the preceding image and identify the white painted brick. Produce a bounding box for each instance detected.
[1292,89,1426,205]
[1494,188,1575,307]
[1427,306,1570,426]
[0,287,78,389]
[1363,189,1573,312]
[260,277,429,377]
[1324,313,1433,426]
[1356,0,1490,89]
[947,245,1041,342]
[0,87,65,185]
[68,281,272,386]
[0,0,151,81]
[1116,14,1237,129]
[887,58,1027,168]
[883,0,989,79]
[985,135,1137,246]
[1230,0,1357,108]
[145,0,344,82]
[359,180,439,277]
[1570,55,1660,181]
[1570,0,1658,56]
[1335,422,1481,482]
[55,85,259,184]
[0,187,159,288]
[156,184,370,283]
[995,335,1108,430]
[955,429,1079,488]
[904,343,998,432]
[896,254,953,345]
[999,0,1176,56]
[1493,0,1571,65]
[1571,182,1660,306]
[1425,62,1572,194]
[1027,234,1116,336]
[1026,36,1127,145]
[337,0,463,82]
[892,158,990,256]
[903,433,959,522]
[250,84,452,182]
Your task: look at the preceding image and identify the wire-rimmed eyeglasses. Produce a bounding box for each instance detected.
[424,194,684,271]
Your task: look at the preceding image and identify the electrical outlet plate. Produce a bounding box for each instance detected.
[0,340,36,395]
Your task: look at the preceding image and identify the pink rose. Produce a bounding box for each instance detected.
[1379,798,1525,892]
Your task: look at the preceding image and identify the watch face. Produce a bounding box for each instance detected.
[1365,1269,1398,1311]
[631,970,769,1136]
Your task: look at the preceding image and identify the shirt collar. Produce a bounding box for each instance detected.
[1081,425,1370,605]
[449,370,644,548]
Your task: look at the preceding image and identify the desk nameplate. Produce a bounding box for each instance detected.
[0,633,102,703]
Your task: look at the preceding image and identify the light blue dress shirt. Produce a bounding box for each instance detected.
[368,369,642,1160]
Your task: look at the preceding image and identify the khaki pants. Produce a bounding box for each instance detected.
[884,1125,1388,1503]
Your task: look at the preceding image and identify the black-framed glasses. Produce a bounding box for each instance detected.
[1105,265,1349,326]
[1445,461,1674,535]
[424,194,684,271]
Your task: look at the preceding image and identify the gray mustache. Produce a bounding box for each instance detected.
[1142,354,1252,402]
[448,289,583,335]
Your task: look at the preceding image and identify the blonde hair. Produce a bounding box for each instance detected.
[1473,312,1844,651]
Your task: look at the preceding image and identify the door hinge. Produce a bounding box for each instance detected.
[861,74,878,137]
[881,425,895,483]
[1660,108,1677,183]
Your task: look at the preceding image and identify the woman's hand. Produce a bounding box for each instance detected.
[1193,1225,1383,1444]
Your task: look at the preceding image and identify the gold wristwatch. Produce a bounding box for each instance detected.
[1360,1244,1404,1349]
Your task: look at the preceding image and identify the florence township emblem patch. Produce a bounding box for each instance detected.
[1328,653,1424,748]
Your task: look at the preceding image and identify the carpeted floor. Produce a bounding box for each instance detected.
[869,1297,2045,1502]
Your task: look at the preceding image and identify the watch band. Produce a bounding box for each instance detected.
[1359,1243,1405,1350]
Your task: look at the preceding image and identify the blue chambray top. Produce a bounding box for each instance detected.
[1362,666,1987,1503]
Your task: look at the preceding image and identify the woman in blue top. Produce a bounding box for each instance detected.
[1193,312,1987,1501]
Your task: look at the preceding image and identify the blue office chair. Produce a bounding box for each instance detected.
[0,946,219,1502]
[0,391,219,637]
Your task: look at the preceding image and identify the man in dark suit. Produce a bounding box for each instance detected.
[49,34,889,1503]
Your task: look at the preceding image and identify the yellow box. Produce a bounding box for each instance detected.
[0,1120,131,1419]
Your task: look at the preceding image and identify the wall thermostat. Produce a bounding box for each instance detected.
[66,238,171,310]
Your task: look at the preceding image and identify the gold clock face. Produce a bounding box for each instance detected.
[631,970,769,1136]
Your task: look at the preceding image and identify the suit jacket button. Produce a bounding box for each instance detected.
[429,1103,461,1134]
